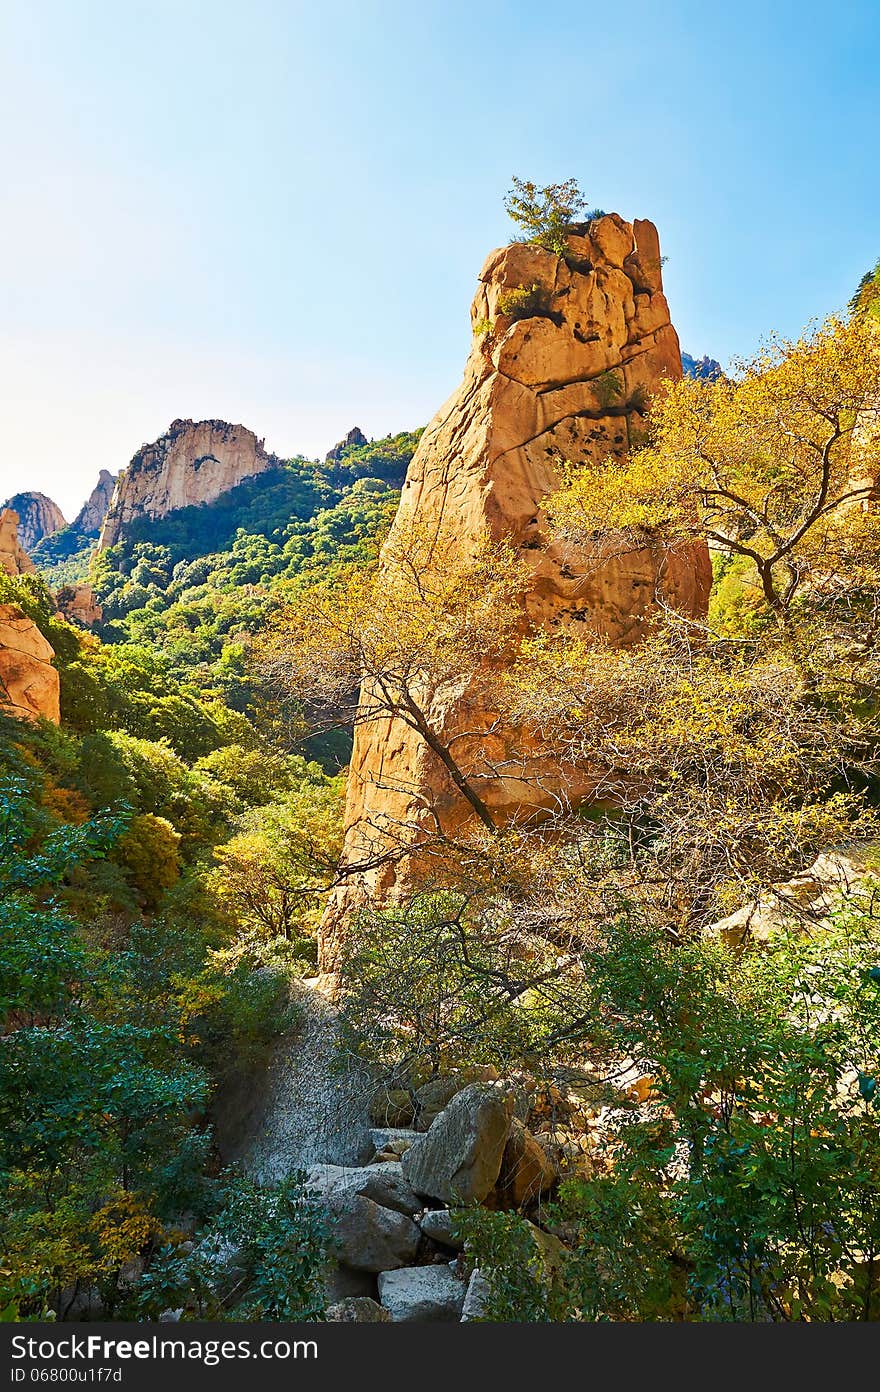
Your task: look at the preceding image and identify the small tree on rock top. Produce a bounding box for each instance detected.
[504,176,591,255]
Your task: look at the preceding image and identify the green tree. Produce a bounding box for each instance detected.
[503,176,590,255]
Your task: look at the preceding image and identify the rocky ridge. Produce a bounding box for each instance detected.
[681,351,723,381]
[326,425,368,462]
[98,419,280,549]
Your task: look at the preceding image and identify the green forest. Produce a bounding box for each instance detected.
[0,430,417,1319]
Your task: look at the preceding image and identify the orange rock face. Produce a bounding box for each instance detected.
[55,584,103,629]
[0,509,37,578]
[320,216,712,967]
[0,603,60,723]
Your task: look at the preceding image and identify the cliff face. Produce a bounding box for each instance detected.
[55,584,102,629]
[98,420,279,549]
[0,605,60,723]
[1,493,66,551]
[0,509,37,577]
[0,511,60,723]
[320,214,712,967]
[73,469,116,535]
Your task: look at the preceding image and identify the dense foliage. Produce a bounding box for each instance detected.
[0,593,341,1318]
[1,427,409,1320]
[504,176,603,255]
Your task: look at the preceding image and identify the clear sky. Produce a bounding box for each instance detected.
[1,0,877,518]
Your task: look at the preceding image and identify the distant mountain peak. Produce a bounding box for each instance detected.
[682,352,723,382]
[0,491,66,550]
[325,426,368,463]
[98,420,279,550]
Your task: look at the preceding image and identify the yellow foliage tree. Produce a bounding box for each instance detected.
[547,314,880,640]
[261,525,528,834]
[115,813,181,908]
[511,311,880,932]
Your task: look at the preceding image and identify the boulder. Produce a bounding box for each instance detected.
[414,1067,500,1131]
[325,1296,390,1322]
[369,1128,420,1157]
[378,1265,465,1322]
[0,603,60,724]
[495,1118,558,1207]
[419,1210,463,1250]
[369,1087,416,1128]
[326,1193,421,1273]
[401,1083,514,1203]
[460,1268,492,1322]
[306,1160,421,1216]
[528,1222,567,1278]
[709,846,877,946]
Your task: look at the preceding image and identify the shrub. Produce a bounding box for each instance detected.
[496,283,553,322]
[115,813,181,906]
[504,176,588,256]
[136,1172,329,1321]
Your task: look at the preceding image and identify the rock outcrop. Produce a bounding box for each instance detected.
[320,215,712,965]
[326,1296,390,1322]
[0,493,66,551]
[377,1266,465,1322]
[98,420,279,550]
[682,351,723,381]
[0,604,60,723]
[326,426,368,462]
[73,469,116,535]
[401,1083,515,1204]
[55,584,103,629]
[0,509,37,577]
[709,845,878,947]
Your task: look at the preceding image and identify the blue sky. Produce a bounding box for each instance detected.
[1,0,877,516]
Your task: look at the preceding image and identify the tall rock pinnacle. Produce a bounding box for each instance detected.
[319,214,712,968]
[73,469,116,535]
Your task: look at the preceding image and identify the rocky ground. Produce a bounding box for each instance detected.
[223,982,633,1322]
[227,984,376,1178]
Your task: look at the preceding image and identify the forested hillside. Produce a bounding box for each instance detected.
[36,432,419,717]
[0,430,419,1319]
